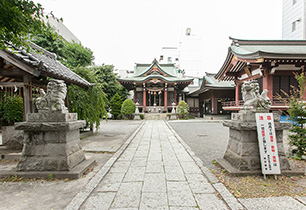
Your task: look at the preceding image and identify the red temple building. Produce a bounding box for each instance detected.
[118,59,193,113]
[214,37,306,112]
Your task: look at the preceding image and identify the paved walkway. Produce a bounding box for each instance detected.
[66,120,243,210]
[65,120,306,210]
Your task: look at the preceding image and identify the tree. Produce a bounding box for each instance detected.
[0,0,47,50]
[68,67,108,130]
[285,71,306,158]
[121,99,136,119]
[61,41,94,68]
[110,93,123,119]
[177,100,189,119]
[93,65,129,102]
[32,24,65,58]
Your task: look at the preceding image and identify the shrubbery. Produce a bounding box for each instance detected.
[177,100,189,119]
[110,93,123,119]
[285,72,306,158]
[121,99,136,120]
[0,95,23,125]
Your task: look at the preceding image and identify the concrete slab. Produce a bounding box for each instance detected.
[0,158,96,179]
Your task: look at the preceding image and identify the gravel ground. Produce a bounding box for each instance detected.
[168,120,229,169]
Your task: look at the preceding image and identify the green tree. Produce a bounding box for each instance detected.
[285,71,306,158]
[68,67,107,130]
[110,93,123,119]
[61,41,94,68]
[93,65,129,102]
[0,0,47,50]
[177,100,189,119]
[121,99,136,120]
[32,24,65,58]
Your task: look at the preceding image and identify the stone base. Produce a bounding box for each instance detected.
[0,158,96,179]
[217,158,305,176]
[15,114,86,172]
[134,114,141,120]
[221,111,295,174]
[170,113,177,120]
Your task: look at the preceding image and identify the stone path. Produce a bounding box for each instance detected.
[67,120,237,209]
[65,120,306,210]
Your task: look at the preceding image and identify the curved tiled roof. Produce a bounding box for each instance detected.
[3,42,92,88]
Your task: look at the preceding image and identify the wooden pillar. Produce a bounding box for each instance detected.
[262,70,273,99]
[164,88,168,112]
[174,89,177,104]
[235,80,240,104]
[134,89,136,102]
[143,88,146,112]
[211,90,217,114]
[23,75,32,121]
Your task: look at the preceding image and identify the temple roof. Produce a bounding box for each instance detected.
[1,42,92,88]
[118,59,193,85]
[134,58,177,77]
[215,37,306,81]
[189,72,234,96]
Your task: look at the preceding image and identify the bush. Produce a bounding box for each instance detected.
[110,93,123,119]
[121,99,136,120]
[1,95,23,125]
[177,100,189,119]
[286,72,306,158]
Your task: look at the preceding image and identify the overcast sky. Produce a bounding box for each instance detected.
[34,0,283,74]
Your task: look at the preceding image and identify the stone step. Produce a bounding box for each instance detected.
[144,113,167,120]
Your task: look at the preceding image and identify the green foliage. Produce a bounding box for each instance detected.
[32,24,65,57]
[0,0,46,50]
[68,67,108,130]
[285,72,306,158]
[110,93,123,119]
[177,100,189,119]
[61,41,94,68]
[93,65,129,102]
[140,114,144,120]
[1,95,23,125]
[121,99,136,120]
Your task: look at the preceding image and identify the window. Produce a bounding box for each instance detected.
[292,21,296,32]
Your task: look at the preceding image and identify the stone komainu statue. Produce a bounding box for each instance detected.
[36,79,68,112]
[241,80,271,111]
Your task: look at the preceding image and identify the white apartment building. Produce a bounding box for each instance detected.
[159,28,203,77]
[42,17,81,43]
[282,0,306,39]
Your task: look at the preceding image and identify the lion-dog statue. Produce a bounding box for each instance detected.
[241,80,271,111]
[36,79,68,112]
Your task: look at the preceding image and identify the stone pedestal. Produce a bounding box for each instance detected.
[218,111,298,175]
[15,112,86,171]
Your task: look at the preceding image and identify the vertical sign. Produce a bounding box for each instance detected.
[255,113,281,175]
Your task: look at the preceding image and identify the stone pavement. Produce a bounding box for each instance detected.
[66,120,244,210]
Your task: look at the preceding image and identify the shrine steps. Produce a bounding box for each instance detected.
[144,113,167,120]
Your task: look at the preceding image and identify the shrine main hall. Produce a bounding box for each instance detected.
[118,59,193,113]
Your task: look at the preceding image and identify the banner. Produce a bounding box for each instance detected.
[255,113,281,175]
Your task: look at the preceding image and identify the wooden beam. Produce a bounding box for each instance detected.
[0,50,35,75]
[0,77,10,82]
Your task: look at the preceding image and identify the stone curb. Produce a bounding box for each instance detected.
[64,121,145,210]
[166,121,245,210]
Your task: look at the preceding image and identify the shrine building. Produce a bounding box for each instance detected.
[214,37,306,112]
[118,59,193,113]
